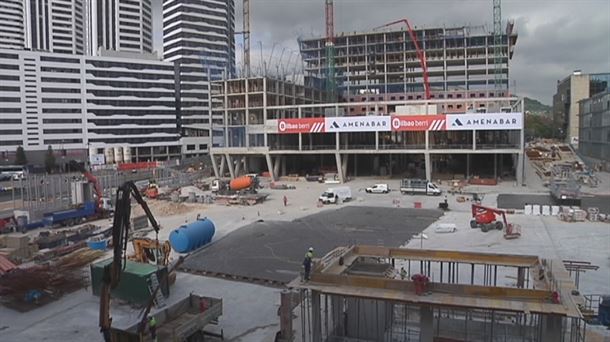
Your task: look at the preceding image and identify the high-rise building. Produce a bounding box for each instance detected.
[0,48,182,163]
[579,91,610,166]
[0,0,25,50]
[88,0,153,56]
[25,0,86,54]
[163,0,236,154]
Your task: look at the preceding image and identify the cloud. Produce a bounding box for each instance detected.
[153,0,610,104]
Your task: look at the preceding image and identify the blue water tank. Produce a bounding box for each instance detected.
[169,217,215,253]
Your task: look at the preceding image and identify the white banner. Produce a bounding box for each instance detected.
[445,112,523,131]
[325,116,391,133]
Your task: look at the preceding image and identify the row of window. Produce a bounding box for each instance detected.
[43,118,82,124]
[43,128,82,134]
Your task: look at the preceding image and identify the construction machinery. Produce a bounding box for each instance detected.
[128,238,171,266]
[99,181,161,341]
[144,182,159,199]
[373,18,430,99]
[470,204,521,239]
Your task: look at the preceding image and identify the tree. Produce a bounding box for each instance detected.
[45,145,56,173]
[15,146,27,165]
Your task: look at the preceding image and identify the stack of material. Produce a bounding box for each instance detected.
[0,235,38,264]
[0,248,104,310]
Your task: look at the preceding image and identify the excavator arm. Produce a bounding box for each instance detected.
[99,181,161,341]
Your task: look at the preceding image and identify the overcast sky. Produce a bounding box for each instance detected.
[153,0,610,105]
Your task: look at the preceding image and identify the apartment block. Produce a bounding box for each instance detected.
[0,48,181,163]
[25,0,86,54]
[88,0,153,56]
[0,0,25,50]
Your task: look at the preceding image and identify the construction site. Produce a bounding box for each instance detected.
[0,0,608,342]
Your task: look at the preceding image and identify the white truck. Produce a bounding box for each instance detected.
[319,186,352,204]
[365,184,389,194]
[400,179,441,196]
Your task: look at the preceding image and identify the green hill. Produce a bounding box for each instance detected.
[524,97,551,115]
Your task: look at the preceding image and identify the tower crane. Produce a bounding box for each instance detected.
[234,0,250,76]
[373,19,430,99]
[493,0,503,90]
[325,0,336,101]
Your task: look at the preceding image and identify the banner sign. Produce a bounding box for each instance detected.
[324,116,391,133]
[278,118,325,134]
[391,115,446,131]
[89,154,105,165]
[277,113,522,133]
[445,113,522,131]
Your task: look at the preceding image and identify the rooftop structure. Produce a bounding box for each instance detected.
[299,23,518,103]
[284,245,587,342]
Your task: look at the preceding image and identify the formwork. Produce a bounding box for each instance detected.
[282,245,588,342]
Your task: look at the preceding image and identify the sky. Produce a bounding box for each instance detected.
[152,0,610,105]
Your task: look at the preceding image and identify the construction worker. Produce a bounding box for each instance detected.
[148,315,157,342]
[283,195,288,207]
[400,267,407,280]
[303,247,314,281]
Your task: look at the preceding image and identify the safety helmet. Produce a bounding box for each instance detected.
[308,247,314,252]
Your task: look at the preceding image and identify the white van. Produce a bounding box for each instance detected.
[319,186,352,204]
[400,179,441,196]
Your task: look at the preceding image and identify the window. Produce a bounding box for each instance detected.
[187,144,196,151]
[199,144,207,150]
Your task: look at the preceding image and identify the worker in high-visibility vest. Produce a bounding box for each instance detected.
[148,315,157,342]
[303,247,314,281]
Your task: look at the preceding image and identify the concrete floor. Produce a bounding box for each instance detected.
[0,174,608,341]
[497,193,610,213]
[181,206,442,283]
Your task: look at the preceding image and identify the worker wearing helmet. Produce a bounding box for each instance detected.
[148,315,157,342]
[303,247,314,281]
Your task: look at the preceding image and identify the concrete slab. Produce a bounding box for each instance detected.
[180,206,442,283]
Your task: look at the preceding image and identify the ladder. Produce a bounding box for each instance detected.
[148,272,166,308]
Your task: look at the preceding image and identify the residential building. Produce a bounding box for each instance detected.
[579,91,610,167]
[552,71,610,144]
[88,0,153,56]
[163,0,236,157]
[25,0,86,54]
[298,23,518,109]
[0,0,25,50]
[0,48,181,165]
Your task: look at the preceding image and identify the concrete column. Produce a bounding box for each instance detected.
[243,156,249,174]
[234,155,242,176]
[210,154,220,178]
[225,154,235,179]
[354,154,357,177]
[420,305,434,342]
[335,153,344,183]
[375,131,379,150]
[279,290,294,341]
[273,156,281,178]
[472,130,477,150]
[341,154,349,180]
[541,314,563,342]
[311,290,322,342]
[265,154,276,181]
[331,296,344,337]
[466,154,470,179]
[494,153,498,178]
[280,156,287,177]
[219,155,226,177]
[517,152,524,185]
[425,153,432,181]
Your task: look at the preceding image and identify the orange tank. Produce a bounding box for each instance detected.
[230,176,253,190]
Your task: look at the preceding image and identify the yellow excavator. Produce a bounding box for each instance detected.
[128,238,171,266]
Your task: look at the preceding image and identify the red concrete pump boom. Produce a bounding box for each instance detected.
[373,19,430,99]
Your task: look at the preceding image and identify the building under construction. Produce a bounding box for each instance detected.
[299,22,518,109]
[280,245,588,342]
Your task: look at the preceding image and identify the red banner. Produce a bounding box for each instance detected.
[278,118,325,134]
[117,162,158,171]
[390,115,447,131]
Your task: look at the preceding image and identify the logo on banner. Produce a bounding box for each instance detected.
[452,118,464,127]
[326,116,391,132]
[390,115,447,131]
[279,121,287,132]
[331,121,340,129]
[278,118,325,134]
[310,122,324,132]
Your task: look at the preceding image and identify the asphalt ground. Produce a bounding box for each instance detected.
[497,194,610,213]
[180,206,443,283]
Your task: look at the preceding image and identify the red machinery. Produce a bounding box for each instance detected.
[470,204,521,239]
[373,18,430,99]
[69,161,104,211]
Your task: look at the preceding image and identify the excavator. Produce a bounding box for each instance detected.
[470,204,521,239]
[99,181,161,341]
[128,238,171,266]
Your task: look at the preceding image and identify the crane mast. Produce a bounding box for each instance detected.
[325,0,336,101]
